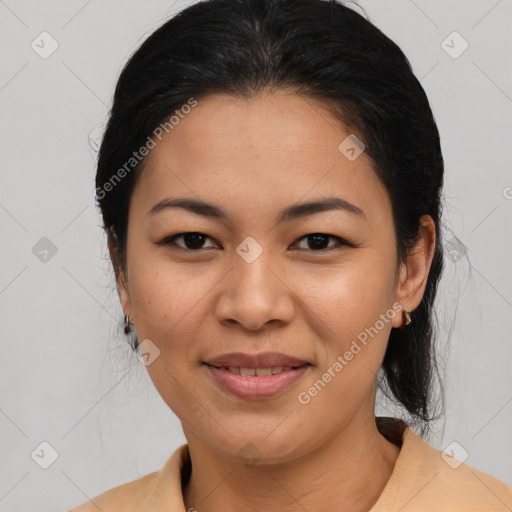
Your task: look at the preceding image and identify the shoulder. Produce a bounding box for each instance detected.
[68,471,159,512]
[432,454,512,510]
[376,427,512,511]
[67,443,190,512]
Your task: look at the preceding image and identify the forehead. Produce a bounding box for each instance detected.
[133,92,391,228]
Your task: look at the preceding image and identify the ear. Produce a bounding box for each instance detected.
[391,214,437,328]
[107,230,132,318]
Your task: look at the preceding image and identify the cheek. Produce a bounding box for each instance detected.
[128,259,208,412]
[295,255,396,327]
[292,272,394,417]
[294,255,396,369]
[128,252,208,337]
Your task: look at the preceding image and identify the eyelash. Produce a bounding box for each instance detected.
[157,232,354,253]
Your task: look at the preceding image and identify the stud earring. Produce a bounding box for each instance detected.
[399,309,412,329]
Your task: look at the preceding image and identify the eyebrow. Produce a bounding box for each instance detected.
[148,196,366,222]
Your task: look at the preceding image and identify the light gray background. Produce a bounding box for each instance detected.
[1,1,511,510]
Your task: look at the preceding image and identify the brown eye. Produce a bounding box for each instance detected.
[157,232,353,253]
[293,233,348,252]
[158,232,218,251]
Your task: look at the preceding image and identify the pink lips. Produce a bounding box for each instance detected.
[204,351,310,399]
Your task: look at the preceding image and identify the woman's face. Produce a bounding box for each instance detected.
[115,92,433,463]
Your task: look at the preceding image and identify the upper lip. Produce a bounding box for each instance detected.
[204,351,309,369]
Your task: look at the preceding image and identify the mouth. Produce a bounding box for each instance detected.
[203,352,311,399]
[205,365,307,376]
[204,351,310,369]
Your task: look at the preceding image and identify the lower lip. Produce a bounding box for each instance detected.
[205,364,310,399]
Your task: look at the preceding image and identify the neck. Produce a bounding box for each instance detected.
[182,416,403,512]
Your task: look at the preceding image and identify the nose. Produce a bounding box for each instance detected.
[214,247,295,331]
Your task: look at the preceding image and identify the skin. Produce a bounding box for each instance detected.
[110,92,436,512]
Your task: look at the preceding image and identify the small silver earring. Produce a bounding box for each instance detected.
[124,314,132,334]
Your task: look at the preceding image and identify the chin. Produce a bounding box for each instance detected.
[205,426,312,466]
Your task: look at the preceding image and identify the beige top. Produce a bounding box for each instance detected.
[69,422,512,511]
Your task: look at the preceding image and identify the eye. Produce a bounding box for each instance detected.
[292,233,349,252]
[157,232,353,252]
[157,232,218,251]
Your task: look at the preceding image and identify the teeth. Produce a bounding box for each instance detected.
[255,367,272,376]
[222,366,296,376]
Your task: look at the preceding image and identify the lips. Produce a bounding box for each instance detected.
[203,351,311,399]
[204,351,309,369]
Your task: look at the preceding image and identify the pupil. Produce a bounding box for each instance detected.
[184,233,205,249]
[309,234,328,250]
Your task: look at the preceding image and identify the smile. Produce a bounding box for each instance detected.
[204,363,310,399]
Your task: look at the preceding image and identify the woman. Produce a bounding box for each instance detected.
[70,0,512,510]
